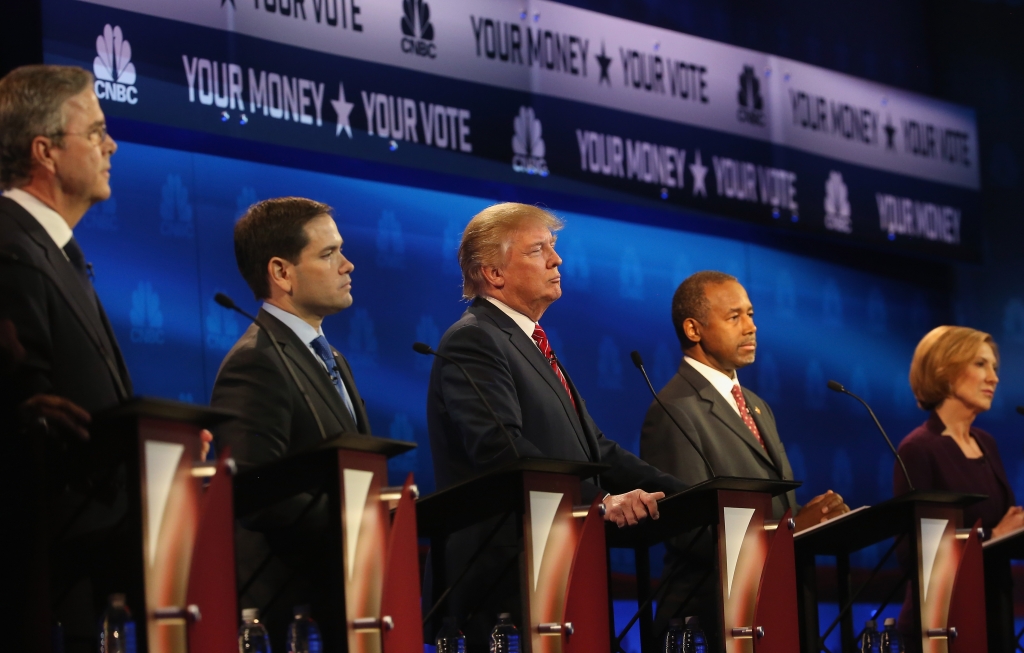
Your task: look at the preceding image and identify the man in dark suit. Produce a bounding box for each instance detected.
[211,196,371,650]
[640,270,849,649]
[0,65,136,652]
[427,202,686,649]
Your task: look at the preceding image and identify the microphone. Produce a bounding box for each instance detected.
[215,293,327,441]
[1017,406,1024,417]
[412,342,520,460]
[630,351,716,478]
[827,379,913,491]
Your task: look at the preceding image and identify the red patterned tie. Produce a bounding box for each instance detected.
[730,385,766,450]
[532,324,576,411]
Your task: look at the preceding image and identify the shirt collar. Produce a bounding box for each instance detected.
[3,188,74,249]
[262,302,325,346]
[483,295,537,340]
[684,355,740,396]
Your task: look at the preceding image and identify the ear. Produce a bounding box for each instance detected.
[267,256,293,295]
[479,264,505,290]
[683,317,702,344]
[29,135,58,177]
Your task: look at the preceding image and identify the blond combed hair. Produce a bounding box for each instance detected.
[458,202,563,299]
[909,325,999,411]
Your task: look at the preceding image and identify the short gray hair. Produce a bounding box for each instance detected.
[0,65,94,190]
[458,203,563,299]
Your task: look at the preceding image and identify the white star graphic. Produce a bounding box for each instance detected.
[690,150,708,197]
[330,83,354,138]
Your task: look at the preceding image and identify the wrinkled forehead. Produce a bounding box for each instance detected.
[705,280,750,309]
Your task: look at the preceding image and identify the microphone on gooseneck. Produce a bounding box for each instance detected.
[214,292,327,441]
[630,351,716,479]
[1017,406,1024,417]
[413,342,521,460]
[827,379,914,491]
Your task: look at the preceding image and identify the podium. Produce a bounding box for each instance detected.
[982,526,1024,651]
[416,458,612,653]
[605,477,801,653]
[91,397,238,653]
[794,491,985,653]
[233,432,421,653]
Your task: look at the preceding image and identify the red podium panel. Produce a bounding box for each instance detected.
[380,475,424,653]
[946,520,986,653]
[752,510,799,653]
[185,451,238,653]
[562,497,611,653]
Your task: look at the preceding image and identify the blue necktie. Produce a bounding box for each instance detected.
[309,335,357,424]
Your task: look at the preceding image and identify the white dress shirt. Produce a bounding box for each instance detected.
[483,296,543,352]
[3,188,73,257]
[684,355,743,417]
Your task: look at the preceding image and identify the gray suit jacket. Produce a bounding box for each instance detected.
[639,359,798,646]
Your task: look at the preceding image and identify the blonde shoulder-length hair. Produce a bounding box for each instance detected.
[909,325,999,411]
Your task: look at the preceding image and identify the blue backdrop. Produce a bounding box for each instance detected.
[77,140,1018,545]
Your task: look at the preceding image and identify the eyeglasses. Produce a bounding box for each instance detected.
[52,124,110,145]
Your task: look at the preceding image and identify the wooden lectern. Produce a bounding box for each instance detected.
[794,490,986,653]
[91,397,238,653]
[233,433,422,653]
[607,477,801,653]
[982,526,1024,651]
[416,458,612,653]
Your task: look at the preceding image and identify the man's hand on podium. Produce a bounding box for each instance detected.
[793,490,850,532]
[199,429,213,460]
[20,394,91,441]
[603,489,666,528]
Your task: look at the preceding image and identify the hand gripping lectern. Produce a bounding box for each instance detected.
[90,397,239,653]
[794,490,986,653]
[233,433,423,653]
[416,458,612,653]
[606,477,802,653]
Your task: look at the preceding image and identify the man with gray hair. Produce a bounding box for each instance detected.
[426,202,685,649]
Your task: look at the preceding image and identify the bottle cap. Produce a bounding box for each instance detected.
[668,618,683,628]
[865,619,877,630]
[498,613,512,621]
[242,608,260,622]
[684,616,700,627]
[883,617,896,627]
[294,604,311,618]
[108,594,127,608]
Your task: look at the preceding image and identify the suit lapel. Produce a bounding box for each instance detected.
[2,201,130,400]
[473,300,592,459]
[258,309,357,435]
[677,361,777,470]
[744,391,786,476]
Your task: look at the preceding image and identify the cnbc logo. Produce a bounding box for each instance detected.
[93,24,138,105]
[400,0,436,58]
[736,65,764,127]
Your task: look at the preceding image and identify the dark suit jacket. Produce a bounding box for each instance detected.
[0,196,131,412]
[0,195,133,650]
[210,307,370,649]
[426,298,683,644]
[639,359,798,648]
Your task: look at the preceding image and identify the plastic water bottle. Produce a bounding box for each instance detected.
[879,618,904,653]
[682,616,707,653]
[859,619,881,653]
[239,608,272,653]
[436,617,466,653]
[98,593,136,653]
[663,618,684,652]
[286,605,321,653]
[489,613,520,653]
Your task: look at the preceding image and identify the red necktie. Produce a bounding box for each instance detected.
[532,324,576,411]
[731,385,766,450]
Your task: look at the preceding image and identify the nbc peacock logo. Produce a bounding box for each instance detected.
[93,24,138,105]
[511,106,548,176]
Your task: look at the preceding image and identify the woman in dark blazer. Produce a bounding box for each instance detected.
[894,325,1022,645]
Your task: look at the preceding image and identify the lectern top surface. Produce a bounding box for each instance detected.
[794,489,986,555]
[312,432,416,458]
[415,458,610,537]
[94,396,237,427]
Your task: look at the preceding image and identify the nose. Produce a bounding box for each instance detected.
[339,254,354,274]
[107,133,118,155]
[549,249,562,268]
